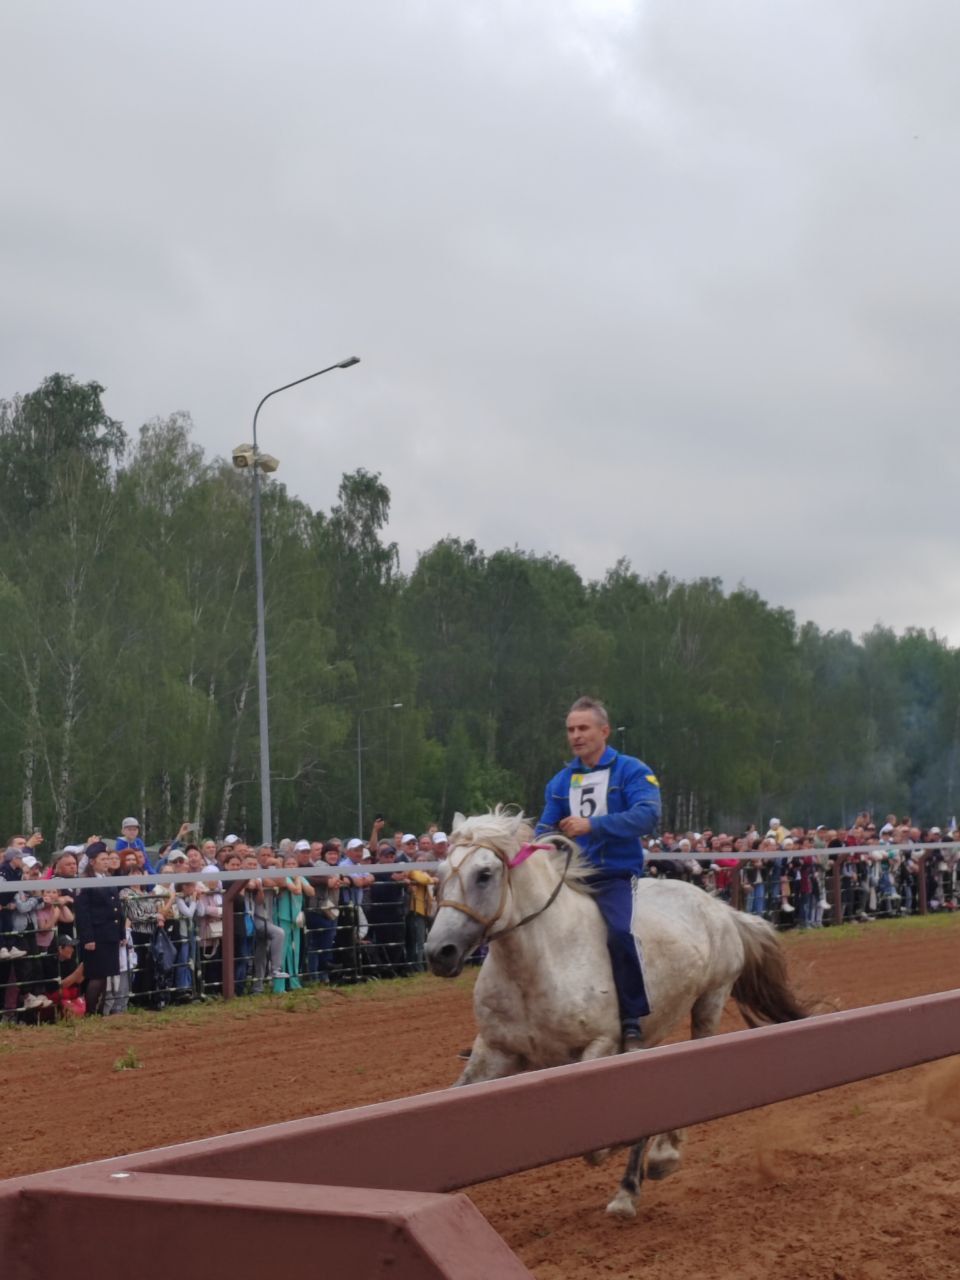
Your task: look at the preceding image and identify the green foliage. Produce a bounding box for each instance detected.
[113,1046,142,1071]
[1,372,959,846]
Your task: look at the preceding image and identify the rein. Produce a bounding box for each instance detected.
[436,839,574,941]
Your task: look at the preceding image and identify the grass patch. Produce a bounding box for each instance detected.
[781,911,960,947]
[113,1045,142,1071]
[0,969,478,1056]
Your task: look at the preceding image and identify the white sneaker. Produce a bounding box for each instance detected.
[270,969,289,979]
[820,899,832,911]
[0,948,8,960]
[4,946,27,960]
[780,901,795,913]
[23,993,51,1009]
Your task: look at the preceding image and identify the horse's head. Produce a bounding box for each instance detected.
[425,807,530,978]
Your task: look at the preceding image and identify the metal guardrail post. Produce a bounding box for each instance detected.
[221,881,244,1000]
[918,851,929,915]
[831,856,842,925]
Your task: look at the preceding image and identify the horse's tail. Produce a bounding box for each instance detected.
[730,911,808,1027]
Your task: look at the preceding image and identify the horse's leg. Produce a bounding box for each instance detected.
[576,1033,622,1166]
[606,1138,648,1219]
[455,1037,523,1086]
[646,986,731,1181]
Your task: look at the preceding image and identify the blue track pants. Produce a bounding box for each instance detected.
[589,873,650,1023]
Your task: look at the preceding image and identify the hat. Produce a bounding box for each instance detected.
[401,834,417,844]
[165,851,188,864]
[294,840,311,852]
[223,834,239,845]
[121,817,140,829]
[64,845,84,855]
[21,855,39,869]
[346,838,364,851]
[929,826,942,835]
[56,934,76,949]
[879,823,894,836]
[378,843,397,856]
[769,817,781,827]
[432,832,448,844]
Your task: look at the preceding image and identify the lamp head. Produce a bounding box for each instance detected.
[338,356,360,369]
[232,444,255,470]
[258,453,280,474]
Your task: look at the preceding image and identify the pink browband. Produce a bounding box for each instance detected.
[507,842,555,869]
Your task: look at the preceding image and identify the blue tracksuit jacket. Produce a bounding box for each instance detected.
[535,747,661,875]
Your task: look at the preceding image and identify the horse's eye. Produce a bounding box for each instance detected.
[477,868,493,884]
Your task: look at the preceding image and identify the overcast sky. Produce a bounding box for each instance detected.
[3,1,958,640]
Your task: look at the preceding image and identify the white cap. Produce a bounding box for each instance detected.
[223,834,239,845]
[432,832,448,844]
[880,823,894,835]
[929,826,942,835]
[402,833,417,844]
[21,855,38,869]
[347,838,364,851]
[64,845,84,855]
[769,817,781,827]
[294,839,311,851]
[122,816,140,829]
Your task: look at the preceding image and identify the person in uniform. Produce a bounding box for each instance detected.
[536,696,661,1049]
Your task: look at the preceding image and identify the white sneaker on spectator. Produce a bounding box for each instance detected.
[780,901,795,913]
[23,993,52,1009]
[270,969,289,979]
[2,946,27,960]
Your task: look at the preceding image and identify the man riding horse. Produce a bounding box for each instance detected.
[537,695,660,1051]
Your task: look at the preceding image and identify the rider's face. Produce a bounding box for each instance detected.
[566,710,609,768]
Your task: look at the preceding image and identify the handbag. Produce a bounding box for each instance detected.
[152,928,176,971]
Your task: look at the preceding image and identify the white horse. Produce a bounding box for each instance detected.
[425,808,807,1219]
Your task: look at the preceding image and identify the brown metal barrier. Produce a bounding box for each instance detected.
[2,988,959,1278]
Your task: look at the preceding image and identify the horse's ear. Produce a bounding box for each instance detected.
[452,811,466,832]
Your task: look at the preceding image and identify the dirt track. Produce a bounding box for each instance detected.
[3,917,960,1279]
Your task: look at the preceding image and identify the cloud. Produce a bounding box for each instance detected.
[2,0,958,640]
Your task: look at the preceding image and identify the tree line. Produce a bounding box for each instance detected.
[2,374,958,847]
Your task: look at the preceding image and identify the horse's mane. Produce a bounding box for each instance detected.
[449,805,593,893]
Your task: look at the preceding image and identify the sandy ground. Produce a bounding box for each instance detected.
[3,916,960,1279]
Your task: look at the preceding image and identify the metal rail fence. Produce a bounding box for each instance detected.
[1,988,959,1278]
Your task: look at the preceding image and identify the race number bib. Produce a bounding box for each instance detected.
[569,770,609,820]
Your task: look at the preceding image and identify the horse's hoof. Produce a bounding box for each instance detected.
[606,1192,637,1219]
[584,1148,612,1167]
[646,1152,681,1181]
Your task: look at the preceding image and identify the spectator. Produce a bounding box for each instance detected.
[365,845,407,976]
[405,850,438,973]
[247,847,288,994]
[75,842,124,1017]
[304,844,342,984]
[274,853,314,990]
[115,817,151,871]
[337,839,374,978]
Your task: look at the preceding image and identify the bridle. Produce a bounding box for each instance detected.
[435,837,573,941]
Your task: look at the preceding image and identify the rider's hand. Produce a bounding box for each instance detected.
[559,816,591,838]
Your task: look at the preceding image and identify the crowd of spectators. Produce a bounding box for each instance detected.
[1,810,956,1023]
[642,812,960,926]
[0,816,445,1021]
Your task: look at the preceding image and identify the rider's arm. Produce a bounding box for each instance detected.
[534,770,568,835]
[590,760,661,840]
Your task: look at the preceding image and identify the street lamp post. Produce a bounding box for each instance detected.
[236,356,360,848]
[357,702,403,838]
[617,725,627,754]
